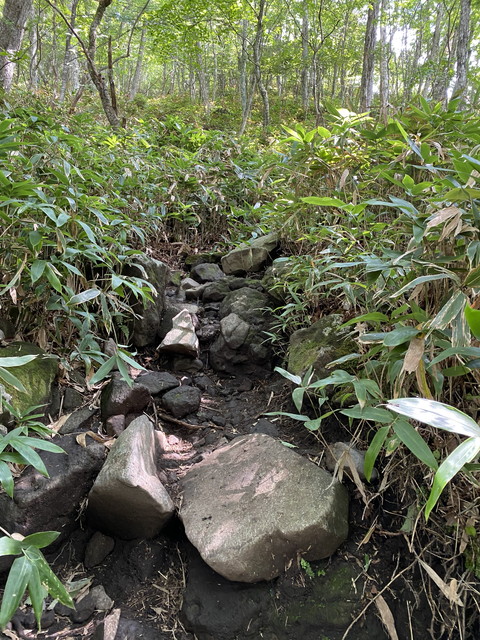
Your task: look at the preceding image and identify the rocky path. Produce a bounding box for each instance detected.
[0,238,434,640]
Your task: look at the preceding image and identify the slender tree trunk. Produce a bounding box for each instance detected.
[379,0,390,121]
[252,0,269,130]
[422,5,443,97]
[196,42,209,105]
[359,0,380,111]
[238,19,248,120]
[59,0,80,103]
[129,27,146,100]
[28,20,38,90]
[300,0,309,114]
[0,0,33,91]
[452,0,471,102]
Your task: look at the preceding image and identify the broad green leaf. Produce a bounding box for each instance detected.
[464,304,480,339]
[341,406,393,423]
[383,327,420,347]
[429,346,480,365]
[326,353,362,368]
[0,460,14,497]
[444,187,480,202]
[364,425,391,481]
[264,411,310,421]
[45,264,63,293]
[0,355,37,368]
[0,535,22,556]
[21,532,60,549]
[308,370,355,388]
[69,289,101,305]
[304,417,323,431]
[428,291,466,332]
[0,556,31,630]
[116,356,133,388]
[27,562,45,630]
[11,441,49,476]
[292,387,306,412]
[385,398,480,438]
[316,126,331,138]
[88,356,118,386]
[341,312,389,327]
[391,274,454,299]
[0,366,27,392]
[425,437,480,520]
[301,196,346,207]
[19,438,65,454]
[464,266,480,288]
[274,367,301,385]
[24,547,74,608]
[392,418,438,470]
[117,350,146,371]
[30,260,47,283]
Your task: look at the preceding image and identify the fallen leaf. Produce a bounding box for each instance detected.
[374,594,399,640]
[419,559,464,606]
[401,337,425,374]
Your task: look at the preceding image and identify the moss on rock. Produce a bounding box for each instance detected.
[0,342,58,416]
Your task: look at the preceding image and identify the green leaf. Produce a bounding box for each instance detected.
[69,289,101,305]
[391,274,455,299]
[341,406,394,423]
[30,259,47,283]
[0,535,22,556]
[27,562,45,630]
[21,532,60,549]
[24,547,74,608]
[341,312,389,327]
[0,354,38,368]
[0,461,14,497]
[429,345,480,365]
[292,387,306,412]
[425,437,480,520]
[117,350,145,371]
[45,264,63,293]
[88,356,117,386]
[0,556,31,630]
[385,398,480,439]
[464,266,480,288]
[11,440,49,476]
[383,327,420,347]
[116,356,133,388]
[304,417,323,431]
[0,366,27,393]
[364,425,391,481]
[464,304,480,339]
[308,370,355,388]
[392,418,438,470]
[428,291,466,332]
[274,367,302,385]
[19,438,64,454]
[301,196,346,207]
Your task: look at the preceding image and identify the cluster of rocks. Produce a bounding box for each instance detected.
[0,234,378,639]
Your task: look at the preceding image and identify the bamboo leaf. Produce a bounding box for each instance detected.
[393,418,438,470]
[0,556,31,630]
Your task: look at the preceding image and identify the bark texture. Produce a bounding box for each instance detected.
[0,0,33,91]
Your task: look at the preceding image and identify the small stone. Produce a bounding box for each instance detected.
[325,442,378,481]
[89,585,114,611]
[251,418,279,437]
[59,407,95,434]
[63,387,84,411]
[180,277,201,291]
[157,310,199,358]
[162,386,202,418]
[191,263,226,283]
[84,531,115,568]
[220,313,251,349]
[203,280,231,302]
[106,414,126,437]
[172,356,204,372]
[134,371,179,395]
[100,374,151,420]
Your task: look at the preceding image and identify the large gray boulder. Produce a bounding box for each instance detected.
[179,433,348,582]
[0,434,104,541]
[288,314,353,378]
[219,287,270,325]
[87,416,174,539]
[123,255,169,348]
[221,233,279,275]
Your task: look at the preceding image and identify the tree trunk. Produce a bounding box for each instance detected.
[59,0,80,103]
[253,0,269,130]
[359,0,380,111]
[28,21,38,90]
[196,43,209,105]
[0,0,33,91]
[300,0,309,114]
[238,19,248,121]
[452,0,471,102]
[379,0,390,122]
[129,27,146,100]
[422,5,443,97]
